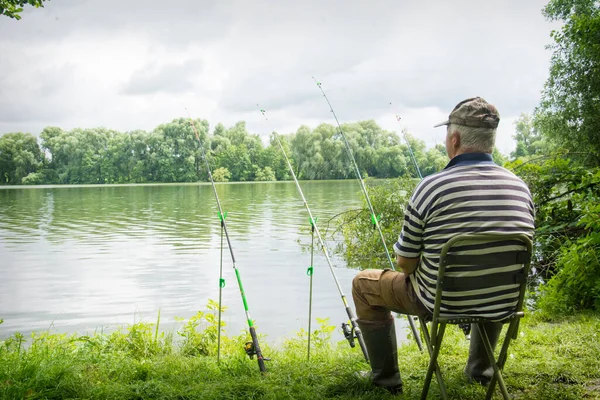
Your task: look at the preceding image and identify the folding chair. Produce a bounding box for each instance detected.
[418,233,533,400]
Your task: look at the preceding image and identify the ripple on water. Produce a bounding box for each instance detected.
[0,182,418,344]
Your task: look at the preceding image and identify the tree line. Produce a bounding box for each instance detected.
[0,119,509,186]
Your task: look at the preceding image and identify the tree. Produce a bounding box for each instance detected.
[536,0,600,164]
[375,146,408,178]
[254,166,276,181]
[151,118,208,182]
[492,147,508,167]
[2,119,469,185]
[511,113,545,159]
[0,0,47,19]
[421,144,447,176]
[212,167,231,182]
[0,132,44,184]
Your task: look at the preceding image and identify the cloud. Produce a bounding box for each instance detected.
[0,0,231,46]
[121,59,204,95]
[0,0,558,156]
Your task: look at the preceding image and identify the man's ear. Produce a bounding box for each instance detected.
[452,131,461,149]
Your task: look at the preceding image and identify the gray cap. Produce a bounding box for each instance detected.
[433,97,500,129]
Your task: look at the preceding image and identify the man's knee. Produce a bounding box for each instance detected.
[352,269,384,294]
[353,269,374,288]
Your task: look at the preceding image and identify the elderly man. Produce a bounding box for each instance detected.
[352,97,535,394]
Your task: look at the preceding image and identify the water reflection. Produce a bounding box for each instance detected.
[0,181,410,345]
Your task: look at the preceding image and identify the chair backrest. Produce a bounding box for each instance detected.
[431,233,533,324]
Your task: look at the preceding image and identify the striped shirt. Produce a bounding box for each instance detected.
[393,153,535,320]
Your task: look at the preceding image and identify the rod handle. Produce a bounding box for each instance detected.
[351,320,369,363]
[249,326,267,373]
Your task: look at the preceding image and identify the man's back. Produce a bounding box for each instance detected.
[353,97,535,392]
[394,153,535,319]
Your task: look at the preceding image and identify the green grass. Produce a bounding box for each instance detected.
[1,307,599,400]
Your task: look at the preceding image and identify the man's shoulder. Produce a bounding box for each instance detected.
[412,163,532,205]
[413,168,456,194]
[489,164,531,188]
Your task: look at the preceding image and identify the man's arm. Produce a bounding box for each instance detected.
[393,190,424,275]
[396,255,419,275]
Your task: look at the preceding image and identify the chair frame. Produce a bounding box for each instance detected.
[418,233,533,400]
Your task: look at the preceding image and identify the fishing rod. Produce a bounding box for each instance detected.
[312,78,424,352]
[307,217,315,360]
[185,112,268,372]
[258,106,370,363]
[390,107,423,179]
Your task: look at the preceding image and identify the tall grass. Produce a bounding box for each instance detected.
[0,302,599,399]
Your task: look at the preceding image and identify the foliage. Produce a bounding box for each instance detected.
[335,178,418,269]
[212,167,231,182]
[537,0,600,165]
[504,150,600,316]
[536,179,600,315]
[511,113,546,159]
[0,132,44,184]
[0,308,598,399]
[254,166,276,181]
[0,0,46,19]
[176,299,230,357]
[505,156,591,275]
[1,119,487,186]
[283,317,336,354]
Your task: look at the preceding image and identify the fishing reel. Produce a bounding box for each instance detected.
[244,341,270,361]
[341,322,357,348]
[244,341,258,358]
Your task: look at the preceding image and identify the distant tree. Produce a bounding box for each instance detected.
[0,132,44,184]
[212,167,231,182]
[420,144,447,176]
[511,113,545,159]
[0,0,47,20]
[536,0,600,164]
[492,147,508,167]
[254,166,276,181]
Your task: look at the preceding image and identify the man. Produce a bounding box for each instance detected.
[352,97,535,394]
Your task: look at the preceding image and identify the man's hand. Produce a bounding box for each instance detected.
[396,255,419,275]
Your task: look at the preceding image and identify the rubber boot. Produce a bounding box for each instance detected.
[357,318,403,394]
[465,322,503,386]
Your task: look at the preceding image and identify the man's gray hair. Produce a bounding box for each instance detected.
[448,123,496,153]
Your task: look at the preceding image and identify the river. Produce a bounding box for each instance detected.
[0,181,412,346]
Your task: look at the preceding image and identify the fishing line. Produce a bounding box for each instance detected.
[389,104,423,179]
[312,78,424,351]
[185,111,268,372]
[258,106,370,362]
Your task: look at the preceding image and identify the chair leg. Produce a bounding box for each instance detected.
[419,319,448,400]
[420,321,447,400]
[477,322,510,400]
[485,319,519,400]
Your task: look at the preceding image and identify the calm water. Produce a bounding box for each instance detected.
[0,181,410,346]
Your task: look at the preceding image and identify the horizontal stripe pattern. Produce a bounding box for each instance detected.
[394,162,535,321]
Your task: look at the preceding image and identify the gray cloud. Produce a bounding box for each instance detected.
[0,61,77,124]
[0,0,557,156]
[0,0,231,46]
[121,59,204,95]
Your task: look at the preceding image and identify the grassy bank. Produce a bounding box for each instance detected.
[1,309,599,400]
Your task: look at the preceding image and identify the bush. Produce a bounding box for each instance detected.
[506,157,600,316]
[538,202,600,315]
[212,167,231,182]
[334,177,417,270]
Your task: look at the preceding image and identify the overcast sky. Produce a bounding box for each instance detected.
[0,0,558,154]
